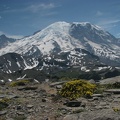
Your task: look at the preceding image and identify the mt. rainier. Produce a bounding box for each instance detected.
[0,21,120,68]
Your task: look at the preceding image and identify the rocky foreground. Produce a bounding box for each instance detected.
[0,76,120,120]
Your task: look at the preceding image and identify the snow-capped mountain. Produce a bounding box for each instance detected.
[0,34,16,49]
[0,22,119,59]
[0,21,120,74]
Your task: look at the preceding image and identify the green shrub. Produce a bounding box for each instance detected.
[59,80,96,100]
[113,82,120,88]
[101,82,120,89]
[0,98,10,103]
[94,82,120,94]
[94,84,106,94]
[9,80,30,87]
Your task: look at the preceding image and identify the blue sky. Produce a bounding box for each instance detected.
[0,0,120,38]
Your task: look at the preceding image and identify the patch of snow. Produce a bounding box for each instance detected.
[7,60,11,66]
[81,66,87,71]
[34,79,39,83]
[21,74,26,79]
[8,79,12,82]
[0,80,4,82]
[8,70,12,73]
[16,61,21,67]
[20,56,39,70]
[93,67,108,71]
[55,58,65,62]
[16,74,26,80]
[85,69,90,72]
[115,67,120,69]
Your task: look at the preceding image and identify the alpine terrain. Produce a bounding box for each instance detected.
[0,22,120,120]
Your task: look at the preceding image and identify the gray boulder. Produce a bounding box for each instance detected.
[63,109,120,120]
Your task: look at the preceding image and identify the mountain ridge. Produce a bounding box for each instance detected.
[0,34,16,49]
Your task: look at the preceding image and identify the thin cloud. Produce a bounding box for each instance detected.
[42,11,58,17]
[99,19,120,25]
[0,16,2,19]
[2,3,57,13]
[97,19,120,30]
[116,33,120,38]
[26,3,56,13]
[6,35,24,39]
[0,31,24,39]
[96,11,103,16]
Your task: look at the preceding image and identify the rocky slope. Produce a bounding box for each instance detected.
[0,47,106,74]
[0,53,38,74]
[0,77,120,120]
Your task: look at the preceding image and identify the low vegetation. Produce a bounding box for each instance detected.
[112,107,120,112]
[105,82,120,89]
[0,98,10,111]
[72,109,85,114]
[9,80,30,87]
